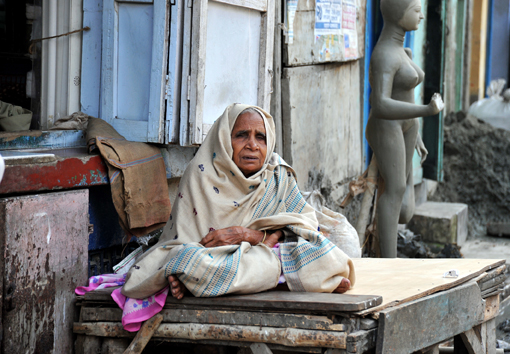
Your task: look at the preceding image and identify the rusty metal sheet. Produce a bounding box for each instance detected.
[0,190,89,353]
[0,154,108,194]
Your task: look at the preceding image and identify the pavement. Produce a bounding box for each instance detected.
[461,235,510,263]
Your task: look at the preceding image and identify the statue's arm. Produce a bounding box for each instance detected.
[370,56,443,120]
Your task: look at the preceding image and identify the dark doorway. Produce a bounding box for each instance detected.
[0,0,42,129]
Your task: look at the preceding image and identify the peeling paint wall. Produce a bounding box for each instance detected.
[0,190,89,353]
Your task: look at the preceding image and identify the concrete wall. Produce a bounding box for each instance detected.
[282,61,364,210]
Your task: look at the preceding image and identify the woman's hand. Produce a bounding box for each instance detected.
[200,227,283,248]
[200,226,247,247]
[415,133,428,165]
[427,93,445,115]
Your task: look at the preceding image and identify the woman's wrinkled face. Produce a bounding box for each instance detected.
[231,111,267,177]
[399,0,424,31]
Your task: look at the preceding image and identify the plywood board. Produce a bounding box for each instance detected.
[347,258,505,315]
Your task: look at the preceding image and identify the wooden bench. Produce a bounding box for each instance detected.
[74,258,506,354]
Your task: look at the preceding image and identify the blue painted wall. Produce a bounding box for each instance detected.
[487,0,510,87]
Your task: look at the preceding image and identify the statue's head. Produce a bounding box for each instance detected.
[381,0,424,31]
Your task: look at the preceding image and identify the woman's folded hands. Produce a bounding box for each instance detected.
[199,227,283,248]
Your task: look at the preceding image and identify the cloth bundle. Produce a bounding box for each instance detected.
[0,100,32,131]
[86,117,171,236]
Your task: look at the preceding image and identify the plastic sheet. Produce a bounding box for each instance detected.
[303,190,362,258]
[469,79,510,130]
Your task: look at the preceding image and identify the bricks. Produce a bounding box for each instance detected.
[407,202,468,246]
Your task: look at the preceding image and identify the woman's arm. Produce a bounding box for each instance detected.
[199,227,283,248]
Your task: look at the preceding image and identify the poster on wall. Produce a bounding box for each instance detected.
[314,0,342,60]
[342,0,358,59]
[287,0,297,44]
[284,0,361,64]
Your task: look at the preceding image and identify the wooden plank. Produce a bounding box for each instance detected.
[468,0,489,102]
[81,0,103,117]
[213,0,267,11]
[145,337,323,353]
[74,322,348,349]
[188,0,208,145]
[349,258,505,315]
[257,0,274,111]
[487,319,496,354]
[163,291,381,312]
[83,288,381,312]
[476,265,507,284]
[0,130,86,150]
[123,314,163,354]
[179,0,193,145]
[146,0,170,143]
[346,329,377,354]
[479,274,506,292]
[375,282,485,354]
[460,324,486,354]
[81,307,347,331]
[270,0,283,155]
[165,0,185,144]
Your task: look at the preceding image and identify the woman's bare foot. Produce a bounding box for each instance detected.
[168,275,186,299]
[333,278,351,294]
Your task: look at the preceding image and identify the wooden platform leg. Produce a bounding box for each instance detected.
[486,319,496,354]
[250,343,273,354]
[75,334,102,354]
[456,319,496,354]
[123,314,164,354]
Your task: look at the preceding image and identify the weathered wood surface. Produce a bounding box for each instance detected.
[475,265,507,284]
[160,338,323,353]
[484,294,500,322]
[213,0,267,11]
[376,282,485,354]
[346,329,377,354]
[460,324,487,354]
[82,288,381,312]
[479,274,506,292]
[81,307,347,331]
[123,314,163,354]
[1,190,89,353]
[74,322,348,349]
[349,258,505,315]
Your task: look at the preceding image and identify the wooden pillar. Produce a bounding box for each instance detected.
[469,0,489,103]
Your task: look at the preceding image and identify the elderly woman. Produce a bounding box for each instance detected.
[122,104,355,300]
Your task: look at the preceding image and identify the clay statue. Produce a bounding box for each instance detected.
[365,0,444,257]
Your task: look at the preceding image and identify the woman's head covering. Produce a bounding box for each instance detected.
[380,0,416,24]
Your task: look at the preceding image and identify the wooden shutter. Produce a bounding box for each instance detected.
[180,0,275,145]
[101,0,169,143]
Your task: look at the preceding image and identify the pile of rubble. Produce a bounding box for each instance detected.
[430,112,510,237]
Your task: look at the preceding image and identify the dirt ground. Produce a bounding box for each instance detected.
[430,111,510,238]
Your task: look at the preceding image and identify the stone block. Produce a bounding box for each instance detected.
[407,202,468,246]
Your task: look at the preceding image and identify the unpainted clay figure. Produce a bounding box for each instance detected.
[365,0,444,257]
